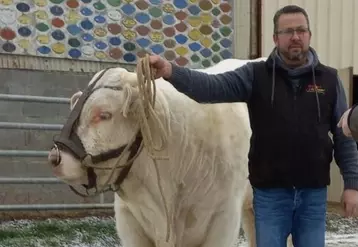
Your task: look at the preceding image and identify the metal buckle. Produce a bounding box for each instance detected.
[52,143,61,165]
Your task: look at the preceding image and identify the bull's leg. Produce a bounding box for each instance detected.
[241,184,256,247]
[241,207,256,247]
[198,195,245,247]
[287,235,293,247]
[114,194,154,247]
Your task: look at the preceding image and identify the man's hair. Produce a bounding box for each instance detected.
[273,5,310,33]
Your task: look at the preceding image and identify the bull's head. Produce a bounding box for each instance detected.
[48,67,144,196]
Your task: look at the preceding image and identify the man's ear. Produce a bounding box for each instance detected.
[70,91,83,110]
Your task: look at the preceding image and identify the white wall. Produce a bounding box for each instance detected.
[260,0,358,74]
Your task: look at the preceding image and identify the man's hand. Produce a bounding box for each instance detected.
[341,189,358,217]
[337,108,352,137]
[148,55,172,79]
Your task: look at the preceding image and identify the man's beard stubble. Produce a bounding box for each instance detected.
[280,44,309,62]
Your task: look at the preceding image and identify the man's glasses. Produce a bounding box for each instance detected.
[275,27,310,37]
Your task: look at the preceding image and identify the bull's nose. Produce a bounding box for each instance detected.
[48,147,61,167]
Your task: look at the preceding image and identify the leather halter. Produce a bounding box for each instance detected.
[52,68,142,195]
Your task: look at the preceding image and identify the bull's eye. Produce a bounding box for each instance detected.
[99,112,112,120]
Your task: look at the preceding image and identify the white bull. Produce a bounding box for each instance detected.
[48,58,292,247]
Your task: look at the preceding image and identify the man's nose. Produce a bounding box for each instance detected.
[291,32,300,40]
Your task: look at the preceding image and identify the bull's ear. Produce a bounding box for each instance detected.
[121,71,138,87]
[70,91,83,110]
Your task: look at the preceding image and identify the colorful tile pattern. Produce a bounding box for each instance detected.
[0,0,234,68]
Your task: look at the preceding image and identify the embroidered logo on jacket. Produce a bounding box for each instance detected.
[306,84,325,94]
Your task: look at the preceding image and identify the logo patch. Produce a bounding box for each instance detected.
[306,84,325,94]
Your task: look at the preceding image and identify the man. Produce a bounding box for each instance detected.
[338,105,358,140]
[148,5,358,247]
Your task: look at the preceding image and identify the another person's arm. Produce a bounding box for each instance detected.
[338,104,358,140]
[331,76,358,190]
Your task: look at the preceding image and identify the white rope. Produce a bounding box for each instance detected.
[136,54,172,243]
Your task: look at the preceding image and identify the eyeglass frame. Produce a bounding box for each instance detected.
[275,27,310,37]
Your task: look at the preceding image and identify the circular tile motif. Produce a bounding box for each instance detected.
[1,28,16,40]
[109,48,122,59]
[5,0,234,66]
[68,48,82,58]
[109,37,121,46]
[135,0,149,10]
[37,45,51,54]
[107,23,121,35]
[16,3,30,12]
[52,18,65,28]
[52,42,66,53]
[123,53,136,62]
[18,27,32,37]
[50,5,64,16]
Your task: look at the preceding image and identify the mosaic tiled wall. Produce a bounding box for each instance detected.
[0,0,234,68]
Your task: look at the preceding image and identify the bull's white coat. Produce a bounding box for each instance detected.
[51,58,273,247]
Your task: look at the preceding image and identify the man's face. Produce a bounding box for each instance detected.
[273,12,311,64]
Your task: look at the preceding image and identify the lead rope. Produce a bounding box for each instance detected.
[136,54,172,244]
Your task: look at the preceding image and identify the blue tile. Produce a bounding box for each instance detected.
[136,38,151,48]
[188,5,200,15]
[200,48,212,58]
[174,34,188,44]
[150,44,164,54]
[173,0,188,9]
[80,7,93,16]
[18,27,31,37]
[37,46,51,54]
[220,49,232,59]
[80,19,94,30]
[50,5,64,16]
[81,33,94,42]
[188,42,202,52]
[109,37,121,46]
[51,30,65,40]
[163,15,176,25]
[135,13,150,24]
[95,41,108,50]
[67,25,82,35]
[94,15,106,24]
[16,3,30,12]
[68,48,82,58]
[121,4,136,15]
[220,38,232,48]
[123,53,136,62]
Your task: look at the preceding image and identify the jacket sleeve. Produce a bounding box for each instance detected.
[348,104,358,141]
[165,62,255,103]
[331,76,358,190]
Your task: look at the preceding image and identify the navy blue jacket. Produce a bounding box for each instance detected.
[166,47,358,190]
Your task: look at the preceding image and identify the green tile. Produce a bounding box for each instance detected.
[191,54,200,63]
[211,7,221,16]
[211,43,220,52]
[149,7,163,18]
[212,54,221,63]
[107,0,121,7]
[212,32,221,41]
[219,26,232,37]
[202,59,211,67]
